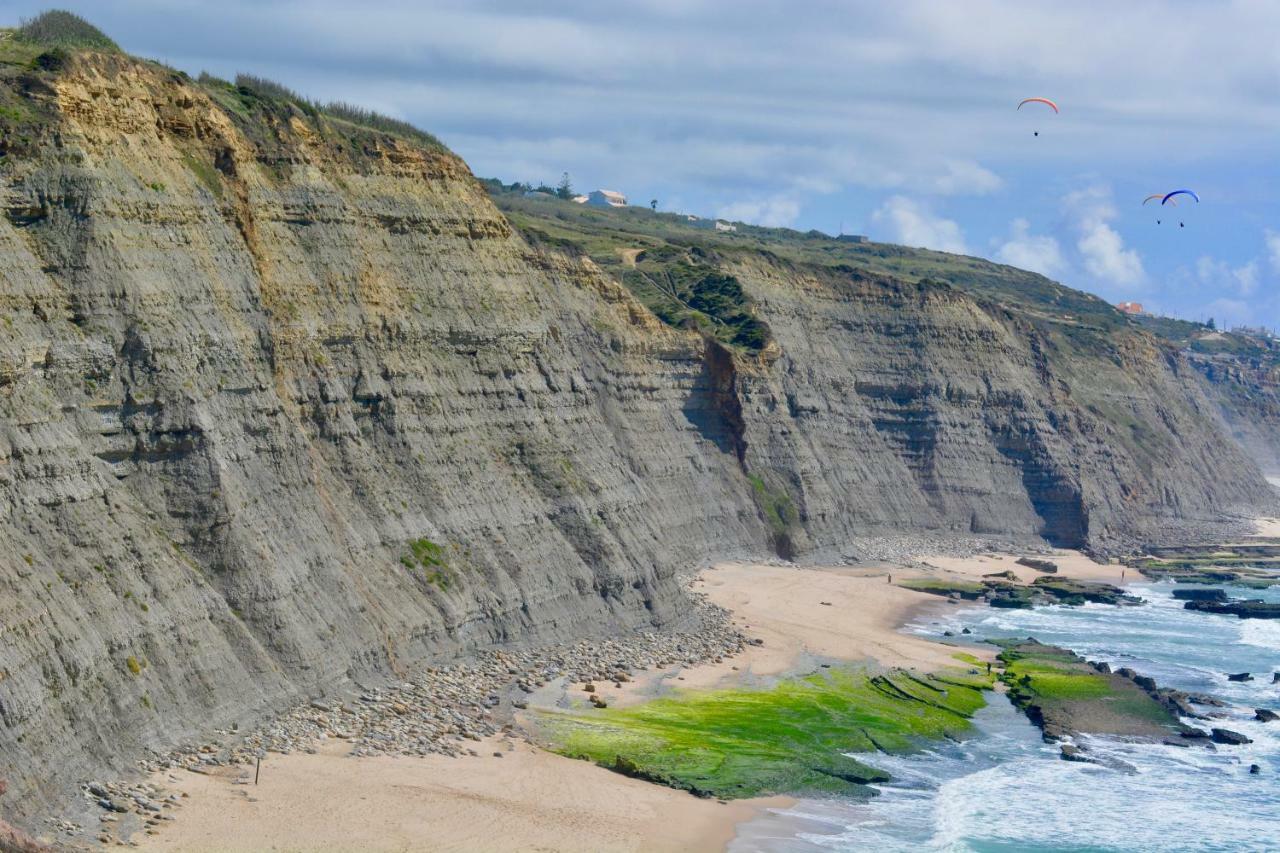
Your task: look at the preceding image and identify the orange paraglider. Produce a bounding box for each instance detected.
[1018,98,1058,136]
[1017,97,1059,114]
[1144,194,1176,223]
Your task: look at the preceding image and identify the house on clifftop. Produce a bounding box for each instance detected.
[585,189,627,208]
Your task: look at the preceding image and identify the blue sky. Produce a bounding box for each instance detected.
[9,1,1280,328]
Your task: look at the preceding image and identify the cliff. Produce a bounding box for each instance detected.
[0,43,1272,822]
[1132,314,1280,476]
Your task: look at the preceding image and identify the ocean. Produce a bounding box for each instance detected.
[731,581,1280,852]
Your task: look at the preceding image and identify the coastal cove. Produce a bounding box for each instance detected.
[6,10,1280,853]
[124,545,1212,852]
[733,573,1280,850]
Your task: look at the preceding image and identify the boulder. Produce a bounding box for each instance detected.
[1170,588,1228,602]
[1186,600,1280,619]
[1227,672,1253,682]
[1210,728,1252,745]
[1017,557,1059,573]
[1255,709,1278,723]
[1031,576,1138,606]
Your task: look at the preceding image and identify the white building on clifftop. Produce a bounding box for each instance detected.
[585,189,627,208]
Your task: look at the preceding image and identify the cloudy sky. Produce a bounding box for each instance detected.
[11,0,1280,328]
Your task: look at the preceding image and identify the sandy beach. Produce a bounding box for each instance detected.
[133,738,776,853]
[132,548,1121,852]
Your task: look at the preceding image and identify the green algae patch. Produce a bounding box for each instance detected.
[896,578,985,599]
[539,667,992,800]
[998,640,1182,740]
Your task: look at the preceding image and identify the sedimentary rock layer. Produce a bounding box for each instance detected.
[0,51,1270,820]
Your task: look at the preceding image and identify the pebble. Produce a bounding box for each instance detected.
[68,580,748,843]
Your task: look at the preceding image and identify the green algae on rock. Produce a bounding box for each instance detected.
[997,640,1186,741]
[898,575,1138,608]
[538,665,993,800]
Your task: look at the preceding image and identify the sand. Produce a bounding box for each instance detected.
[132,547,1115,852]
[1253,516,1280,537]
[919,550,1127,584]
[134,738,780,853]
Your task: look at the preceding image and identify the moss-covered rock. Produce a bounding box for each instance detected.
[538,664,993,800]
[997,639,1187,742]
[896,578,986,599]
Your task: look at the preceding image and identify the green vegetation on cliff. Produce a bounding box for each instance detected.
[220,73,448,152]
[488,189,1127,344]
[540,665,992,799]
[1,14,447,156]
[14,10,119,51]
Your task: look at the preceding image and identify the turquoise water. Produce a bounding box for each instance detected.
[731,582,1280,852]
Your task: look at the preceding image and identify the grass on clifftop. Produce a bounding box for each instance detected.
[489,189,1127,337]
[1,12,447,155]
[223,73,448,152]
[539,665,992,800]
[14,10,119,51]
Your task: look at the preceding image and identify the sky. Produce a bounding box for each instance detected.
[8,0,1280,329]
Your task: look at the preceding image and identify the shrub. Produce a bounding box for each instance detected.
[233,73,307,104]
[196,71,232,88]
[33,47,70,71]
[224,76,445,150]
[321,100,445,149]
[125,656,142,676]
[16,10,119,51]
[407,537,447,569]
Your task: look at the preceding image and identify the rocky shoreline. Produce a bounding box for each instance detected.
[994,639,1228,753]
[56,584,749,848]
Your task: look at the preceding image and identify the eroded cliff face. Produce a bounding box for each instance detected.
[0,54,768,816]
[721,257,1268,555]
[1190,355,1280,476]
[0,53,1270,818]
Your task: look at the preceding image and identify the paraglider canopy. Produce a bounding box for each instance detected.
[1143,194,1176,206]
[1162,189,1200,205]
[1017,97,1059,113]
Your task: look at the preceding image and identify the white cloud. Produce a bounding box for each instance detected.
[715,196,801,228]
[1078,224,1145,288]
[995,218,1065,278]
[1196,256,1260,297]
[1063,185,1145,289]
[871,196,967,254]
[1266,229,1280,273]
[930,160,1004,196]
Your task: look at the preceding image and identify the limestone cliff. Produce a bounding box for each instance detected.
[0,48,1271,821]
